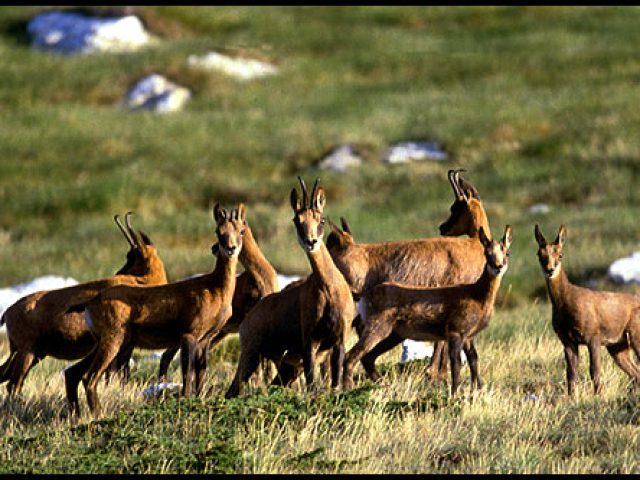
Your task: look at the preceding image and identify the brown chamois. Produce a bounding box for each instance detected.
[65,203,245,417]
[0,213,167,396]
[325,169,491,382]
[534,224,640,396]
[343,225,512,397]
[225,177,355,398]
[156,221,279,382]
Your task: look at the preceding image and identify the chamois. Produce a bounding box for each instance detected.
[535,224,640,395]
[156,221,279,382]
[225,177,355,398]
[343,225,512,397]
[325,170,491,382]
[65,203,245,417]
[0,213,167,396]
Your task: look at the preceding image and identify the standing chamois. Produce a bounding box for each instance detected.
[225,177,355,398]
[156,220,279,382]
[343,225,512,397]
[0,213,167,396]
[535,224,640,395]
[325,170,491,383]
[65,203,245,417]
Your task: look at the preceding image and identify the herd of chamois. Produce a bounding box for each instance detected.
[1,170,639,417]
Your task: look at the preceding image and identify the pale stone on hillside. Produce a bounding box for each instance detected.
[124,74,191,113]
[187,51,279,80]
[318,145,363,173]
[384,142,448,164]
[27,11,151,55]
[608,252,640,285]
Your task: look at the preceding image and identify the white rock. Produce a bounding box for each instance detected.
[124,74,191,113]
[318,145,362,173]
[384,142,447,164]
[187,51,279,80]
[142,382,182,400]
[608,252,640,285]
[527,203,550,215]
[0,275,78,328]
[277,274,301,290]
[400,339,466,364]
[27,11,150,55]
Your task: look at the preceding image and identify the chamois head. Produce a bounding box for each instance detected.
[290,176,326,254]
[213,203,246,259]
[534,224,566,279]
[326,217,355,252]
[439,169,487,238]
[479,225,512,277]
[114,212,164,277]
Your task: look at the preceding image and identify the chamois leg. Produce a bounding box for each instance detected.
[84,337,124,417]
[180,335,198,398]
[587,339,602,394]
[360,332,403,382]
[463,339,482,391]
[302,343,321,393]
[105,343,134,387]
[428,341,449,382]
[270,362,301,387]
[343,319,393,391]
[7,351,38,397]
[158,347,179,383]
[0,344,17,384]
[65,349,96,417]
[563,342,579,397]
[330,344,345,392]
[447,334,463,397]
[225,350,261,399]
[606,343,640,389]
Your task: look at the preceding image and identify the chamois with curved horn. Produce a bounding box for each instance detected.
[225,177,354,398]
[65,203,245,417]
[0,213,168,396]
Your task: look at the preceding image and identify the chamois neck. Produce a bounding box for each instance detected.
[211,251,239,288]
[239,227,278,294]
[469,209,491,239]
[474,263,504,305]
[307,241,341,286]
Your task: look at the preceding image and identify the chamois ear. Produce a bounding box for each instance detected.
[314,187,326,212]
[534,224,546,247]
[213,203,226,224]
[237,203,246,223]
[340,217,353,236]
[328,217,342,235]
[290,188,302,212]
[555,224,567,247]
[138,230,153,246]
[211,242,220,256]
[478,226,491,248]
[502,225,513,250]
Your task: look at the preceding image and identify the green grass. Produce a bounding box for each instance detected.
[1,5,640,473]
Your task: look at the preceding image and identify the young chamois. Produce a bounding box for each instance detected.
[535,224,640,396]
[65,203,245,417]
[325,170,491,382]
[156,221,279,382]
[225,177,355,398]
[343,225,512,397]
[0,213,167,396]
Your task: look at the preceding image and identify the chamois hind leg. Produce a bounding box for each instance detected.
[0,342,18,385]
[463,339,482,391]
[360,332,403,382]
[343,317,393,391]
[225,349,261,399]
[84,334,125,417]
[447,333,463,397]
[270,362,301,388]
[65,349,97,417]
[606,342,640,389]
[428,341,449,383]
[180,335,199,398]
[158,347,179,383]
[587,339,602,394]
[7,351,38,397]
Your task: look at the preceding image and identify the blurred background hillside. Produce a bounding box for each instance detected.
[2,6,640,307]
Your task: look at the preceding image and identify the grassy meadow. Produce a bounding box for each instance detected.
[0,5,639,473]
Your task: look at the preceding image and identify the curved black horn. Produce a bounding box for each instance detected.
[124,211,142,247]
[447,169,462,199]
[114,214,134,247]
[297,176,308,209]
[453,170,468,201]
[310,177,320,209]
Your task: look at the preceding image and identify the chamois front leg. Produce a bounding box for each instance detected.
[180,335,198,397]
[65,349,97,417]
[84,335,125,417]
[158,347,178,383]
[343,317,393,390]
[194,340,209,396]
[587,339,602,394]
[463,339,482,391]
[330,344,345,392]
[447,333,463,397]
[563,342,579,397]
[303,343,320,393]
[360,332,404,382]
